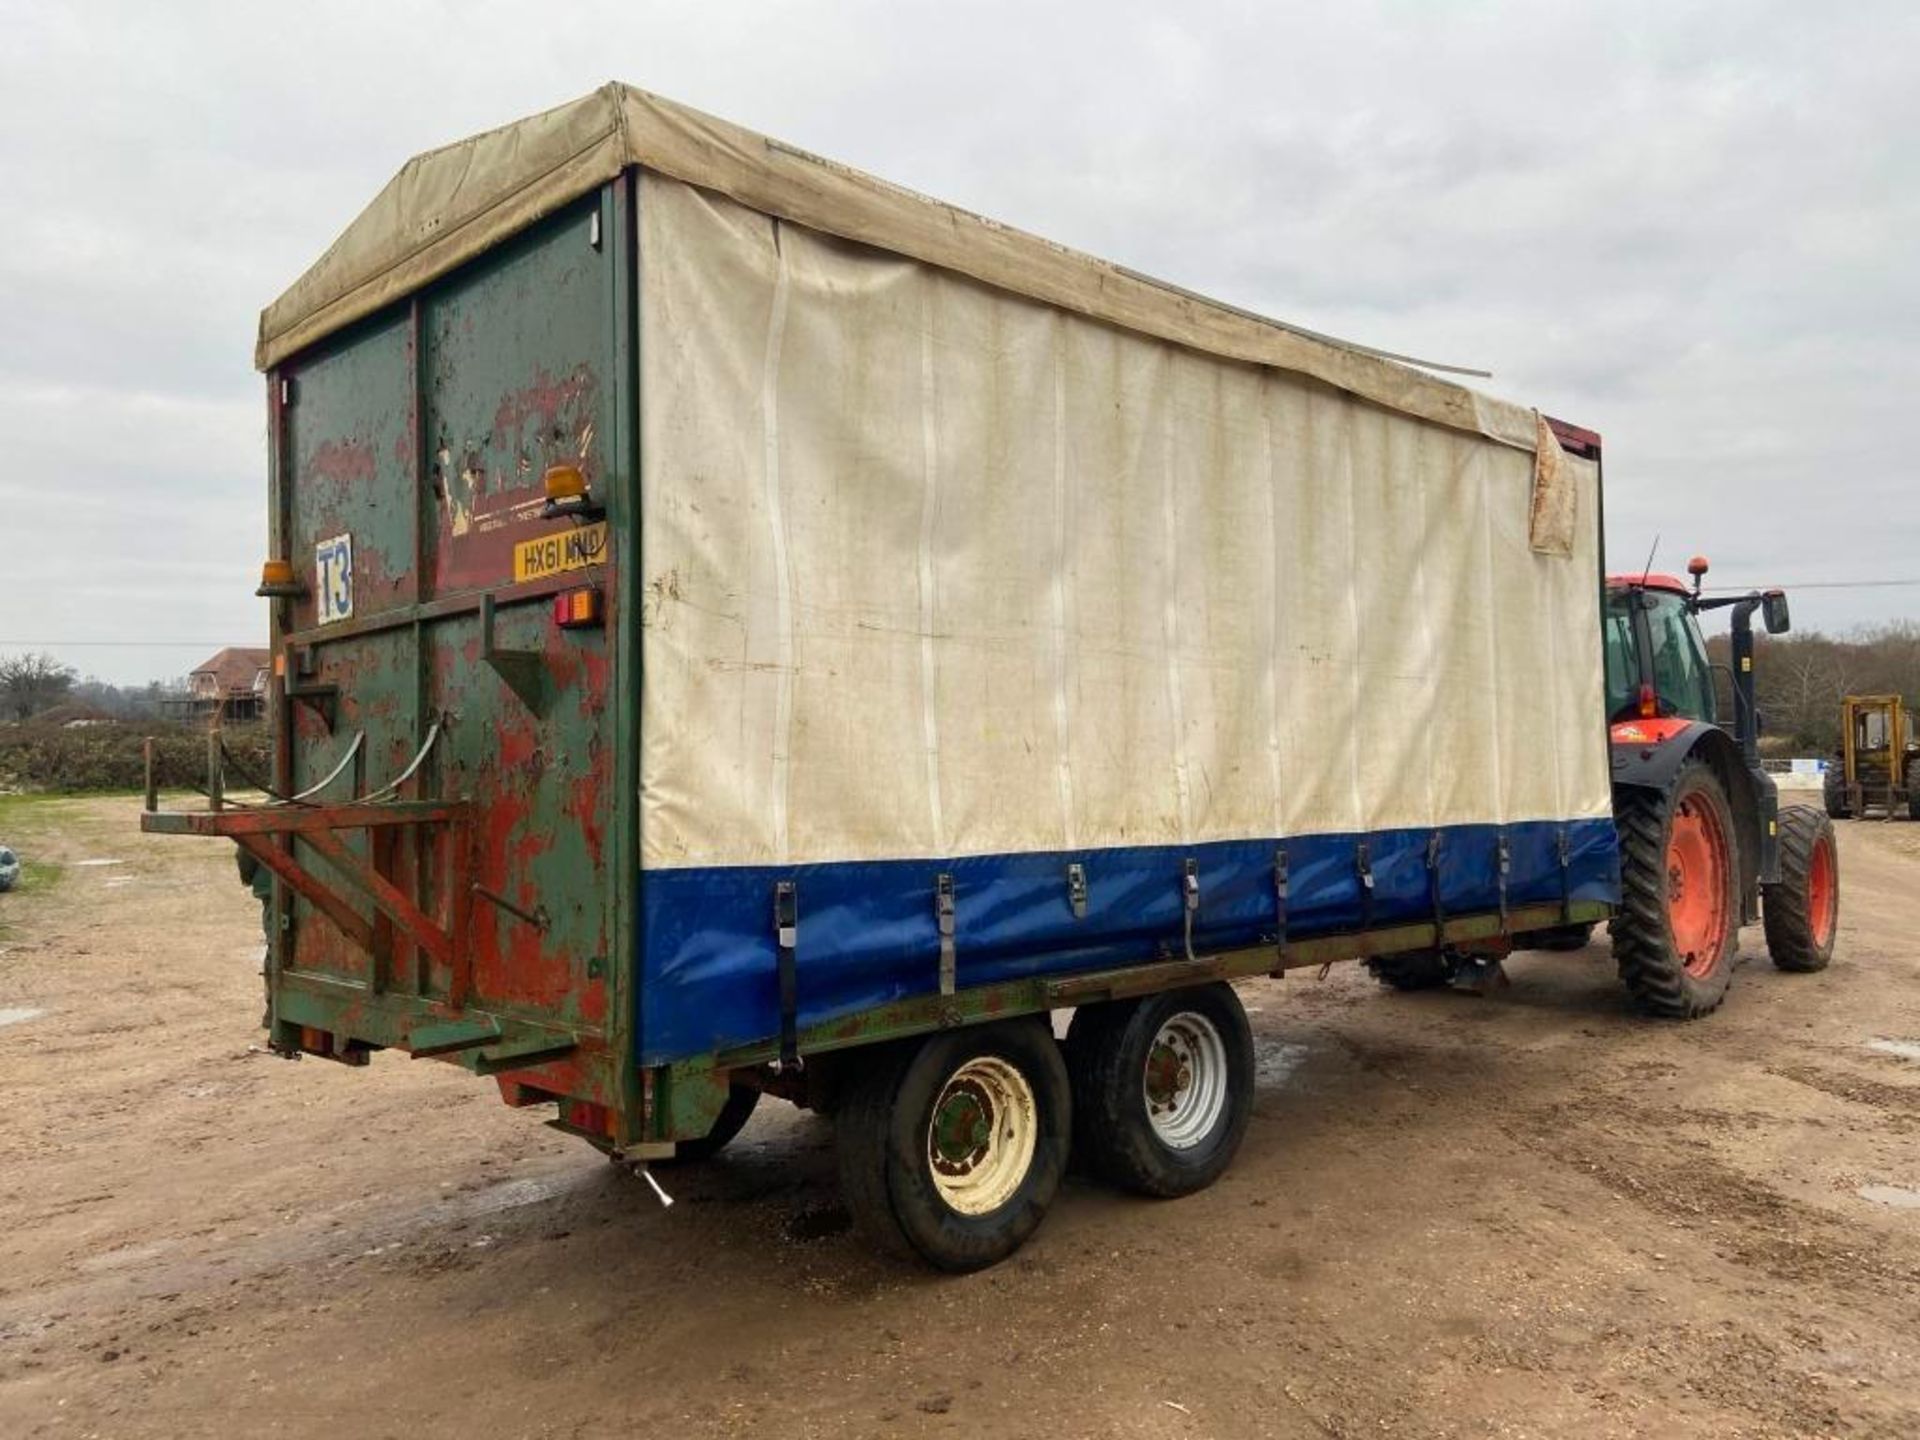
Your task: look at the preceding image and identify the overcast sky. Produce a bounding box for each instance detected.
[2,0,1915,684]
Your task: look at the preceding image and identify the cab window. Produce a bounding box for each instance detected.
[1604,590,1716,723]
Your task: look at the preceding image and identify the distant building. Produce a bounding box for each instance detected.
[168,647,271,725]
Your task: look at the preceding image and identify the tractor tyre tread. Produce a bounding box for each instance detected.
[1763,805,1838,972]
[1611,762,1738,1020]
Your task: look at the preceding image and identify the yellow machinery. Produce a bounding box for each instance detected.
[1825,695,1920,819]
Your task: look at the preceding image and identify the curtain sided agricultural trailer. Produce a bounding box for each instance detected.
[144,86,1837,1270]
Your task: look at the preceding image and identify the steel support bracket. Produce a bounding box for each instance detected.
[479,592,550,714]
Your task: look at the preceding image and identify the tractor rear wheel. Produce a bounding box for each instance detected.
[1612,760,1740,1018]
[1763,806,1839,972]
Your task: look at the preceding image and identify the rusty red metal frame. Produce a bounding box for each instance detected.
[144,798,475,1004]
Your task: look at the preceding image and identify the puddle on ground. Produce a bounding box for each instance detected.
[0,1007,45,1029]
[1256,1039,1310,1087]
[1858,1184,1920,1210]
[72,858,125,868]
[1867,1038,1920,1062]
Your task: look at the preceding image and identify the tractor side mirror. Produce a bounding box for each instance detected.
[1762,590,1791,634]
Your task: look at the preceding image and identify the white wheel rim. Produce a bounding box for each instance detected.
[1143,1011,1228,1150]
[926,1056,1039,1216]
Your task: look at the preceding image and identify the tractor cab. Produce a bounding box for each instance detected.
[1603,571,1717,729]
[1603,556,1791,745]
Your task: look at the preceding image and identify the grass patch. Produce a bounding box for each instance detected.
[0,792,66,940]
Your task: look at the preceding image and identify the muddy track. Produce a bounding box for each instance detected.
[1,796,1918,1438]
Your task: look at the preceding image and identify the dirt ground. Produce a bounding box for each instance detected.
[0,795,1916,1439]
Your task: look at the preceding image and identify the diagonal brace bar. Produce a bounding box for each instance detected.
[300,827,454,969]
[235,834,375,953]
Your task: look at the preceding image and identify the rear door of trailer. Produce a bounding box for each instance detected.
[268,184,634,1109]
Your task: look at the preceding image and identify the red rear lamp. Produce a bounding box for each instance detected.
[554,586,604,630]
[1638,682,1658,719]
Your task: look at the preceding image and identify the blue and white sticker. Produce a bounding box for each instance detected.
[315,533,353,624]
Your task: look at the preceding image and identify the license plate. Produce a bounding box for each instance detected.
[513,521,608,583]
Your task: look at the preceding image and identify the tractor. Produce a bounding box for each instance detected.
[1824,694,1920,821]
[1599,556,1837,1015]
[1372,554,1839,1015]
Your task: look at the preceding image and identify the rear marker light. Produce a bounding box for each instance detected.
[1637,682,1658,719]
[554,587,604,630]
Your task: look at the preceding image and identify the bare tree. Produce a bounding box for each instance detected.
[0,652,78,722]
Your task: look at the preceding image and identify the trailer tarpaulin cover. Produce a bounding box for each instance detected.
[634,176,1614,1062]
[257,84,1538,455]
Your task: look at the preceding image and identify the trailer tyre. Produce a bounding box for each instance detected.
[835,1020,1070,1272]
[662,1082,761,1164]
[1612,761,1740,1019]
[1064,984,1254,1199]
[1763,806,1839,973]
[1365,949,1455,991]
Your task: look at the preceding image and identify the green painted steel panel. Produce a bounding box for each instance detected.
[273,191,625,1107]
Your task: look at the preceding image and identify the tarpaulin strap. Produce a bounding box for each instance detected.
[1425,831,1446,942]
[935,873,956,997]
[1066,862,1088,920]
[1556,825,1573,923]
[1181,859,1200,964]
[1355,838,1374,933]
[1273,846,1290,963]
[1495,830,1512,931]
[773,881,799,1068]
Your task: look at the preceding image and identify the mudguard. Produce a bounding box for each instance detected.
[1609,718,1775,919]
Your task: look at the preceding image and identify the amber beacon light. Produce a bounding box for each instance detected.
[255,557,306,599]
[542,463,604,521]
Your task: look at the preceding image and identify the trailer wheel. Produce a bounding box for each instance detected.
[1763,806,1839,973]
[1064,984,1254,1199]
[1612,760,1740,1018]
[1365,949,1455,990]
[835,1020,1069,1272]
[661,1082,761,1164]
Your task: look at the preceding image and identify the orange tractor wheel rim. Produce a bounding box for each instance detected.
[1667,794,1732,976]
[1808,833,1837,948]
